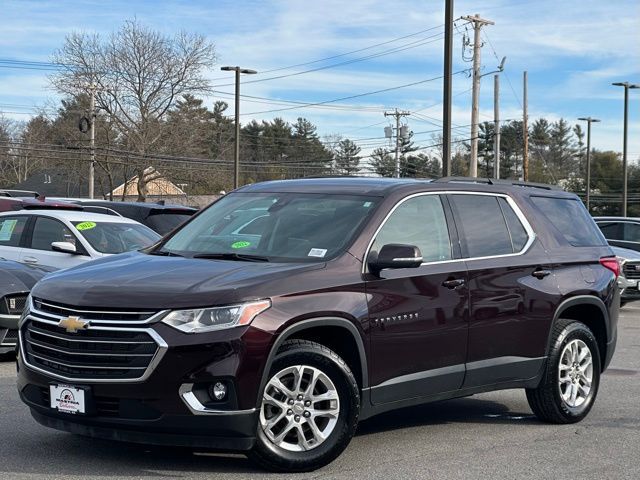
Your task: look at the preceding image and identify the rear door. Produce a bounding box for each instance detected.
[448,193,559,388]
[19,216,89,270]
[365,193,469,404]
[0,215,28,263]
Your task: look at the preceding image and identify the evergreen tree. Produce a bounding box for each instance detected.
[334,139,361,175]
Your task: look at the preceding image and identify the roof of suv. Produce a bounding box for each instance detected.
[0,209,142,224]
[236,176,570,197]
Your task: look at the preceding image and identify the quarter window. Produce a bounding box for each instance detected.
[498,197,529,251]
[0,216,27,247]
[531,196,606,247]
[31,217,76,252]
[450,194,520,258]
[371,195,452,262]
[597,222,623,241]
[624,222,640,243]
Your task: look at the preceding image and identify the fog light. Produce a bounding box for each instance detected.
[210,381,227,401]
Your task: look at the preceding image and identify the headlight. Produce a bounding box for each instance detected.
[161,299,271,333]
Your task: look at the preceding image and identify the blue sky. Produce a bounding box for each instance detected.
[1,0,639,160]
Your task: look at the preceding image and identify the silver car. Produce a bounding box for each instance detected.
[612,246,640,307]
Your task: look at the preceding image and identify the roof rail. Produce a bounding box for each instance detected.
[433,176,560,191]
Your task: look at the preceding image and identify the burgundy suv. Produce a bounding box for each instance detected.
[16,177,619,472]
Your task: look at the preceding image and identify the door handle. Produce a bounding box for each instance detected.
[442,278,465,289]
[532,269,551,279]
[23,257,39,264]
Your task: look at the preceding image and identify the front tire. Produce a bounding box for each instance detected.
[526,319,601,424]
[249,339,359,472]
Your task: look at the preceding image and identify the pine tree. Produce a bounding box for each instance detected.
[334,139,361,175]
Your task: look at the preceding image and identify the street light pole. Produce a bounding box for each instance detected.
[221,66,257,189]
[612,82,639,216]
[578,117,600,212]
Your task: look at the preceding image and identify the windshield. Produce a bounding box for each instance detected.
[72,221,161,254]
[146,212,193,235]
[158,192,379,262]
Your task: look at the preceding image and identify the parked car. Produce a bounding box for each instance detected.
[53,200,197,235]
[16,177,619,472]
[0,197,83,213]
[0,210,161,270]
[594,216,640,252]
[0,259,50,356]
[612,246,640,306]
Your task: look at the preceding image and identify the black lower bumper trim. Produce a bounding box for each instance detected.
[30,409,256,451]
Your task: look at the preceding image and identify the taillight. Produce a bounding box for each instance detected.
[599,256,620,278]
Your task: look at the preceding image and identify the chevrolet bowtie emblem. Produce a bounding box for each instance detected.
[58,316,89,333]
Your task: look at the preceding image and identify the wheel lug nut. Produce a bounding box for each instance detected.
[303,411,311,418]
[287,409,293,415]
[305,400,311,407]
[297,394,303,401]
[294,415,300,422]
[288,399,294,405]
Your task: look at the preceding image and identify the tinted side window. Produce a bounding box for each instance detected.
[450,195,513,258]
[31,217,75,251]
[531,197,606,247]
[624,222,640,243]
[597,222,623,240]
[498,197,529,251]
[0,216,27,247]
[372,195,452,262]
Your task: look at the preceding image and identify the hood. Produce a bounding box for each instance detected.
[0,259,49,296]
[611,246,640,261]
[32,251,327,309]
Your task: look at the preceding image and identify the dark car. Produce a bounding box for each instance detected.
[594,216,640,252]
[0,259,50,355]
[68,201,197,235]
[16,177,619,472]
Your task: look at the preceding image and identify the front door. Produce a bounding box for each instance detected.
[365,194,469,404]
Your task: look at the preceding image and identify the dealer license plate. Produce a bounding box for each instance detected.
[49,384,85,414]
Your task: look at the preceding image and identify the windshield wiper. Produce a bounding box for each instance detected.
[192,253,270,262]
[148,249,184,257]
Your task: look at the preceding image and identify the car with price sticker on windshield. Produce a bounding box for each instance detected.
[0,210,161,270]
[15,177,619,472]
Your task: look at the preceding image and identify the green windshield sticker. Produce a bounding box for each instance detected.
[76,221,97,231]
[0,219,17,241]
[231,241,251,249]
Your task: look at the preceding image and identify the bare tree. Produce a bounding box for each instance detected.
[51,19,216,200]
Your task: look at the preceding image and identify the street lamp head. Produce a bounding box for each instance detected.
[629,84,640,89]
[220,66,257,75]
[612,82,628,87]
[220,66,237,71]
[240,68,258,75]
[592,118,601,123]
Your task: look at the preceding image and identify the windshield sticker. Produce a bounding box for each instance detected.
[363,201,372,207]
[308,248,327,258]
[231,241,251,249]
[75,221,97,231]
[0,219,17,241]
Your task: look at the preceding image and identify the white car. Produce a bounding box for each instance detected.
[0,210,161,270]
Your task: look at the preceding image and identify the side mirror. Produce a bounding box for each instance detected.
[51,241,77,255]
[368,243,423,276]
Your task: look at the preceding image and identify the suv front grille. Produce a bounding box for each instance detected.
[1,293,28,315]
[20,300,166,382]
[32,297,156,322]
[623,262,640,280]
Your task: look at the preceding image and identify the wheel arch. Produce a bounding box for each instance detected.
[256,317,368,408]
[549,295,610,371]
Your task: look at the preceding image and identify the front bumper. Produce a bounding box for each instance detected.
[0,313,19,353]
[619,276,640,302]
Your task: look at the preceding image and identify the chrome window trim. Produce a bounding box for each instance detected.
[19,315,168,384]
[179,383,256,416]
[363,190,536,274]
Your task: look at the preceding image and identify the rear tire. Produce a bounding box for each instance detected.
[526,319,600,424]
[249,339,359,472]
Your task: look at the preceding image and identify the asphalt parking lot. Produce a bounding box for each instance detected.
[1,305,638,480]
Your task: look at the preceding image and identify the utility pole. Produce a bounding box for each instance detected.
[462,14,494,178]
[493,74,500,179]
[442,0,454,176]
[612,82,639,216]
[522,71,529,181]
[220,66,257,189]
[384,109,411,178]
[88,83,96,199]
[577,117,600,212]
